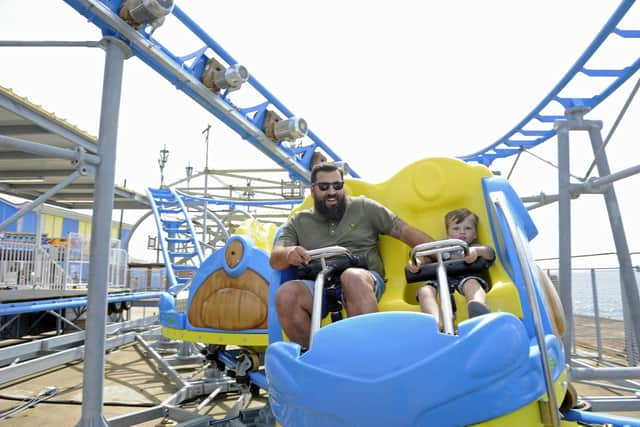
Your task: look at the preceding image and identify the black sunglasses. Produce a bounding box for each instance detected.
[313,181,344,191]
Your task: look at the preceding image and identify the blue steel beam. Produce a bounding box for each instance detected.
[0,292,164,316]
[459,0,639,167]
[61,0,358,183]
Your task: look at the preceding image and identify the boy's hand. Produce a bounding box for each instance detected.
[407,255,433,273]
[407,259,420,273]
[463,247,480,263]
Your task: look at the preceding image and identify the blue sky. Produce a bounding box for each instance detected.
[1,1,639,266]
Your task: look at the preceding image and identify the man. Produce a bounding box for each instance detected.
[270,163,434,348]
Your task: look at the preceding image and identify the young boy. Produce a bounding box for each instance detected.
[415,208,495,331]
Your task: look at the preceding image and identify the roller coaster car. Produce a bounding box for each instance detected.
[264,157,625,427]
[159,233,275,349]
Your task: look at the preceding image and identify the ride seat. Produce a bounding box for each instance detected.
[274,157,523,328]
[356,157,522,322]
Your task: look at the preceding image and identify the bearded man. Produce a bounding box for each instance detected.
[269,163,434,348]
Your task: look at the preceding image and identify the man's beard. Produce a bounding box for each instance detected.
[314,193,346,221]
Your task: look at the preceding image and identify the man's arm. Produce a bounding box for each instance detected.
[389,218,434,249]
[392,219,435,270]
[269,244,310,270]
[270,220,310,270]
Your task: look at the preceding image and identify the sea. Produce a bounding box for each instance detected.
[545,268,640,321]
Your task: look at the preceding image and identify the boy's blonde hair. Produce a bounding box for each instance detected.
[444,208,478,230]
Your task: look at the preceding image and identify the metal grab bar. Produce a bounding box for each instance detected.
[410,239,469,335]
[308,246,352,348]
[410,239,469,265]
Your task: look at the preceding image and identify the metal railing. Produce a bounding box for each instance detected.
[0,236,127,290]
[0,240,65,289]
[545,267,640,367]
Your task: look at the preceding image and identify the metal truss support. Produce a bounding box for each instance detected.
[555,108,640,411]
[555,113,574,360]
[555,108,640,361]
[587,122,640,365]
[105,334,267,427]
[0,317,158,386]
[76,36,130,427]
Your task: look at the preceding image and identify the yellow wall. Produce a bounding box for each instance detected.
[44,215,63,238]
[78,221,91,239]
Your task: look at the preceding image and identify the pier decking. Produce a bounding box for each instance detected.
[0,311,637,425]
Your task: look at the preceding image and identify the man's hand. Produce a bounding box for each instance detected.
[286,245,310,266]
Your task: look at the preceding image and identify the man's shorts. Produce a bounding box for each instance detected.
[423,275,491,295]
[299,269,386,318]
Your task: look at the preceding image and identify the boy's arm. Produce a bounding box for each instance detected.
[464,244,495,263]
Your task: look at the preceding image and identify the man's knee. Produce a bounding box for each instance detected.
[340,269,375,296]
[275,281,295,310]
[341,268,372,284]
[276,281,310,312]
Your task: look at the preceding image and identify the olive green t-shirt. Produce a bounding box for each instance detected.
[276,196,399,279]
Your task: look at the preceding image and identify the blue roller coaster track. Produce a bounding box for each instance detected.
[61,0,639,176]
[146,187,204,294]
[63,0,359,184]
[146,186,302,294]
[459,0,640,166]
[61,0,640,353]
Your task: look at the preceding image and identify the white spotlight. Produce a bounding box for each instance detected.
[120,0,174,28]
[213,64,249,92]
[274,117,308,141]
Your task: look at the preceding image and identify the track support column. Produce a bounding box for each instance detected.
[76,37,130,427]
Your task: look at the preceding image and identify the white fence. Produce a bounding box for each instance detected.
[128,266,167,291]
[0,233,127,290]
[109,248,128,289]
[0,239,65,289]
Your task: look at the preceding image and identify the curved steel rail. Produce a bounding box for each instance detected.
[170,190,301,256]
[146,187,204,294]
[175,189,303,209]
[459,0,639,166]
[63,0,359,183]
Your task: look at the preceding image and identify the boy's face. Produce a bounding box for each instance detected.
[447,215,477,244]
